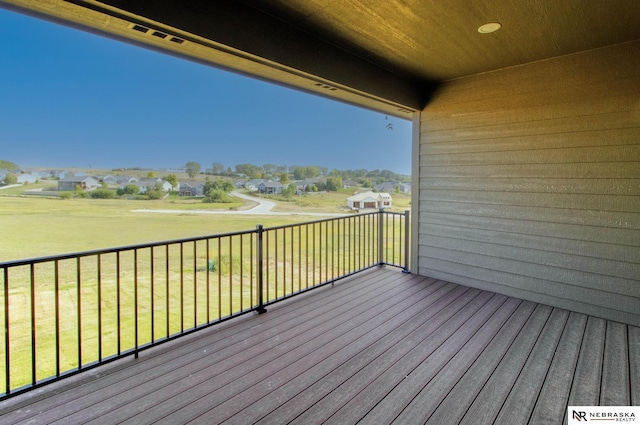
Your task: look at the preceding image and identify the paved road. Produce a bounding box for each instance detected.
[0,184,22,190]
[132,191,346,217]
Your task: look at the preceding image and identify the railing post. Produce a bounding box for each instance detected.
[403,210,410,273]
[256,225,267,314]
[378,209,384,266]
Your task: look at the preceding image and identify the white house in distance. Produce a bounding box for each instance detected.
[347,191,392,210]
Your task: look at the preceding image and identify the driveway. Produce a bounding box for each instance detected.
[0,184,22,190]
[132,191,346,217]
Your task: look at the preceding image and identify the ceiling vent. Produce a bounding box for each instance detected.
[314,82,338,91]
[131,24,149,34]
[151,30,168,39]
[128,23,185,45]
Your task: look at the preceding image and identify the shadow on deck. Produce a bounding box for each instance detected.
[0,267,638,424]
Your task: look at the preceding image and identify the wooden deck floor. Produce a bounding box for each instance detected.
[0,267,638,424]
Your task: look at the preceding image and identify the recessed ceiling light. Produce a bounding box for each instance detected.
[478,22,501,34]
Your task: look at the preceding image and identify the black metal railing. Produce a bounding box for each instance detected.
[0,210,408,399]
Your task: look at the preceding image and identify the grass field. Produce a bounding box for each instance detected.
[0,186,410,261]
[0,196,326,261]
[0,188,409,392]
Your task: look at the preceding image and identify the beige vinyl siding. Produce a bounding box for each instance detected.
[417,41,640,326]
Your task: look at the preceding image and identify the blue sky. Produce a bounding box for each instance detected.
[0,8,412,175]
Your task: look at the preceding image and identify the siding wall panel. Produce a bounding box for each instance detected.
[418,41,640,325]
[421,213,640,250]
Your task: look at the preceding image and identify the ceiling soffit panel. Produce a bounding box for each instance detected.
[249,0,640,82]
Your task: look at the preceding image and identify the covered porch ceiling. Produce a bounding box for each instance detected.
[1,0,639,118]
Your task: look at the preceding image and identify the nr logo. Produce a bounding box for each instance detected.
[573,410,587,421]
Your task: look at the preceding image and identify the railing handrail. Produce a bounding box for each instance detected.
[0,210,409,399]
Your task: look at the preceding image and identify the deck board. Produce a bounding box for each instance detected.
[601,321,631,405]
[425,301,537,425]
[529,312,587,425]
[0,267,637,425]
[630,325,640,406]
[252,283,469,425]
[493,308,570,425]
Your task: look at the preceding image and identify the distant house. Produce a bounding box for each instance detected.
[17,173,38,184]
[257,180,283,194]
[44,169,68,179]
[100,176,119,187]
[244,179,263,192]
[135,178,172,193]
[373,182,411,193]
[292,177,324,192]
[115,176,138,186]
[234,179,247,189]
[179,182,204,197]
[343,179,358,188]
[57,174,99,191]
[347,191,392,210]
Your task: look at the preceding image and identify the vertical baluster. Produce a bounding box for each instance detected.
[193,241,197,328]
[180,243,184,333]
[3,267,10,394]
[357,215,361,270]
[240,234,244,311]
[256,225,266,314]
[267,231,271,301]
[312,223,316,285]
[372,213,376,266]
[30,264,36,385]
[229,236,233,315]
[77,257,82,368]
[365,214,369,266]
[325,221,329,282]
[217,238,222,319]
[357,215,360,270]
[54,260,60,377]
[392,213,396,264]
[150,247,155,344]
[347,217,352,273]
[134,250,138,358]
[275,229,278,298]
[340,219,344,277]
[305,224,309,289]
[378,211,384,266]
[321,222,325,283]
[332,220,335,281]
[206,239,210,323]
[165,244,169,339]
[116,252,121,356]
[178,244,183,332]
[250,233,254,308]
[291,227,294,294]
[282,229,287,295]
[97,254,102,361]
[404,210,410,272]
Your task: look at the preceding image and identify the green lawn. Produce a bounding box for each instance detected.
[0,192,409,392]
[0,189,411,261]
[0,196,323,261]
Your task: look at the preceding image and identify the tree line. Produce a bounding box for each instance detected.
[184,161,408,184]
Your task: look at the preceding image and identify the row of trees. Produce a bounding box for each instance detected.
[184,161,407,183]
